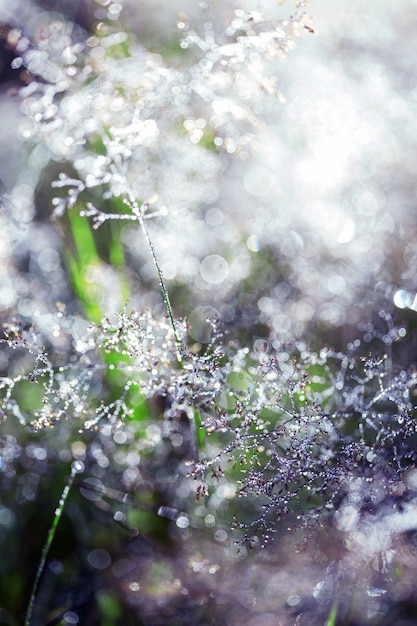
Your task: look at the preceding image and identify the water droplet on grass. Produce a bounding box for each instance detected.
[176,515,189,529]
[71,460,85,473]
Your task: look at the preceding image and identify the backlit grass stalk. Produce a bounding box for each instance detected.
[127,192,184,366]
[24,463,79,626]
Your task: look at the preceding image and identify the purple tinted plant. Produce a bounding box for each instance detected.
[190,314,417,549]
[3,1,417,624]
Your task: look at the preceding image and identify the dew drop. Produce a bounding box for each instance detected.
[367,587,387,597]
[87,548,111,570]
[393,289,412,309]
[72,460,85,474]
[63,612,79,625]
[11,57,23,70]
[200,255,229,284]
[243,165,274,197]
[176,515,189,529]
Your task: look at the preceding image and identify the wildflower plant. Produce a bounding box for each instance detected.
[11,0,314,318]
[2,1,417,624]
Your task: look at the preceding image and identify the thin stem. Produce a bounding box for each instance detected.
[127,194,183,366]
[326,603,338,626]
[185,405,199,460]
[24,465,77,626]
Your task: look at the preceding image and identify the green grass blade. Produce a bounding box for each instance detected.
[24,463,81,626]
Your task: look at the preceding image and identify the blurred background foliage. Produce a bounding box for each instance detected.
[1,0,417,624]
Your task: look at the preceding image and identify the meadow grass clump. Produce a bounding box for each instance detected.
[2,303,417,623]
[2,1,417,625]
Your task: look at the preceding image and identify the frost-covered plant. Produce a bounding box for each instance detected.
[9,0,313,319]
[191,314,417,546]
[3,1,417,625]
[2,305,417,623]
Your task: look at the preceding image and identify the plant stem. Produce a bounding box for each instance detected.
[326,603,338,626]
[24,465,77,626]
[127,193,183,366]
